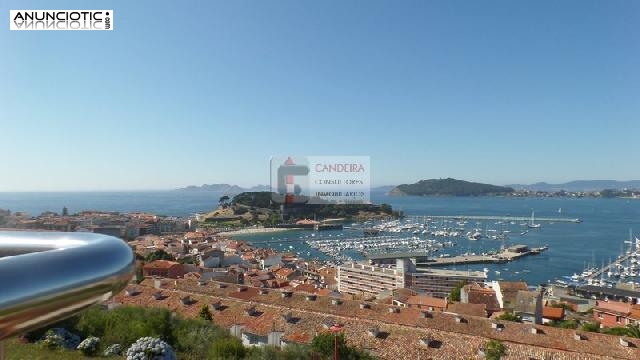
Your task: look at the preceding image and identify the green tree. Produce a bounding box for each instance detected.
[449,280,467,302]
[379,203,393,214]
[219,195,230,207]
[198,304,212,321]
[311,332,375,360]
[484,340,506,360]
[145,249,175,262]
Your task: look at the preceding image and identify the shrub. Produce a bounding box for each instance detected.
[103,343,124,357]
[77,336,100,356]
[602,327,629,336]
[40,329,65,350]
[170,318,228,360]
[496,312,522,323]
[76,306,172,346]
[126,337,176,360]
[485,340,506,360]
[311,332,375,359]
[208,337,246,360]
[580,321,601,333]
[40,328,81,350]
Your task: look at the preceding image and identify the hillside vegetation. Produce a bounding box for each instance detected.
[391,178,514,196]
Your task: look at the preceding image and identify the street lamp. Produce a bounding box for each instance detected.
[329,323,344,360]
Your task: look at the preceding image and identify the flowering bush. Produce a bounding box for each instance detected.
[40,328,81,350]
[103,343,124,357]
[40,330,64,350]
[77,336,100,356]
[126,337,176,360]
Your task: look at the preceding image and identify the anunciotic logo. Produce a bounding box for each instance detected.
[10,10,113,30]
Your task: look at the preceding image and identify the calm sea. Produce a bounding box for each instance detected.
[1,191,639,285]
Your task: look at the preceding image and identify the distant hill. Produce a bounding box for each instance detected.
[506,180,640,192]
[371,185,396,194]
[177,184,245,193]
[391,178,514,196]
[176,184,270,193]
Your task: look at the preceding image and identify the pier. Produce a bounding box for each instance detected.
[405,215,582,223]
[417,245,547,266]
[367,244,548,266]
[584,252,635,280]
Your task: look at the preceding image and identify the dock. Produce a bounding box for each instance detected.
[584,252,635,280]
[416,245,548,267]
[405,215,582,223]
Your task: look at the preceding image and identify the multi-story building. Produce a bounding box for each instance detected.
[337,262,405,297]
[338,257,486,298]
[405,268,486,298]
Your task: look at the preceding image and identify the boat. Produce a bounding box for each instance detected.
[467,231,481,241]
[527,211,542,229]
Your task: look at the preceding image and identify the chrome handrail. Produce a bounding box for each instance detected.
[0,231,135,341]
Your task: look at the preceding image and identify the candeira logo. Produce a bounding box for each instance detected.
[270,156,371,205]
[10,10,113,30]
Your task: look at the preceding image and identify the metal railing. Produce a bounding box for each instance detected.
[0,231,135,352]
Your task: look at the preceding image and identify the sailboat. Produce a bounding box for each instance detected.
[527,211,541,229]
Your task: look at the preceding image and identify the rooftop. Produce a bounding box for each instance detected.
[114,278,640,360]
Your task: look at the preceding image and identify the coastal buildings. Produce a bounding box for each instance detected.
[338,258,486,299]
[337,262,405,298]
[460,282,501,315]
[142,260,185,279]
[592,300,640,327]
[406,268,486,298]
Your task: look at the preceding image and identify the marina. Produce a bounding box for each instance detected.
[404,214,582,223]
[557,232,640,288]
[244,214,561,268]
[236,197,640,288]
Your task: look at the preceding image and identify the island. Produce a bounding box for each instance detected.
[390,178,514,196]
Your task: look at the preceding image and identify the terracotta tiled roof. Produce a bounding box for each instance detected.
[498,281,528,291]
[112,280,640,360]
[405,295,447,309]
[293,283,317,294]
[448,303,487,317]
[143,260,180,269]
[594,300,633,315]
[229,287,260,301]
[275,268,295,278]
[542,306,565,320]
[467,289,501,312]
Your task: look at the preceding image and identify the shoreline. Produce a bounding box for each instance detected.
[217,227,294,236]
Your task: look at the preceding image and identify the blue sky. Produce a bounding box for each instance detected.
[2,1,639,191]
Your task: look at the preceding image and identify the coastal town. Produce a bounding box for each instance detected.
[2,192,640,360]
